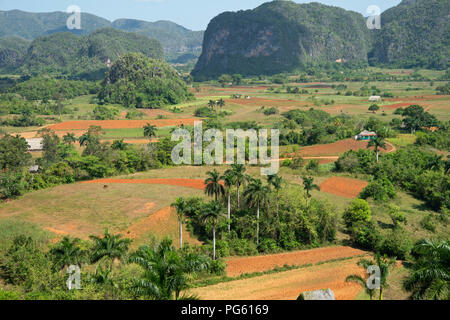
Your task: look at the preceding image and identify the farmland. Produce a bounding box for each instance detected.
[1,67,449,301]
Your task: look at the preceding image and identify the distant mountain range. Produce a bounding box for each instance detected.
[0,28,163,80]
[0,10,204,59]
[193,0,450,79]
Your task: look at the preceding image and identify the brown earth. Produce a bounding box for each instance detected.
[292,139,394,157]
[47,119,199,130]
[191,257,367,300]
[320,177,369,198]
[82,178,207,190]
[225,246,366,277]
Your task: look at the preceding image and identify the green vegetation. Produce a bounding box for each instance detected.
[98,53,192,108]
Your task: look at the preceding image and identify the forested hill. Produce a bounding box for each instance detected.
[0,10,203,58]
[192,1,372,79]
[9,28,164,80]
[369,0,450,69]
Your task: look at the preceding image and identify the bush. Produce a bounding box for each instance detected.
[379,230,412,259]
[343,199,372,228]
[420,214,436,232]
[263,107,279,116]
[209,259,227,276]
[258,238,280,253]
[349,221,381,250]
[359,177,396,202]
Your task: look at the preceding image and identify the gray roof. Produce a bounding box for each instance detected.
[26,138,43,151]
[298,289,336,300]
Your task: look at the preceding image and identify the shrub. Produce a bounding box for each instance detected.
[420,214,436,232]
[349,221,381,251]
[359,177,396,202]
[343,199,372,227]
[379,230,412,259]
[209,259,227,276]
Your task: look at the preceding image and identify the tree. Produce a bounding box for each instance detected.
[89,229,131,268]
[40,129,61,167]
[402,105,438,134]
[367,136,387,163]
[63,133,77,145]
[0,134,31,172]
[204,169,225,202]
[244,178,270,245]
[302,176,320,200]
[346,253,396,300]
[368,104,380,114]
[129,238,209,300]
[207,100,216,111]
[171,197,188,248]
[49,236,84,271]
[222,172,235,232]
[218,74,232,87]
[343,199,372,227]
[267,174,283,217]
[201,201,225,260]
[403,239,449,300]
[78,126,103,156]
[143,123,157,145]
[225,164,248,208]
[232,74,243,85]
[217,99,226,113]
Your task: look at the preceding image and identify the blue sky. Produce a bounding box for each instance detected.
[0,0,402,31]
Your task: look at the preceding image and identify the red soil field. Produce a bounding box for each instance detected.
[225,246,366,277]
[82,178,207,190]
[320,177,369,198]
[295,138,394,157]
[225,97,309,107]
[47,119,199,130]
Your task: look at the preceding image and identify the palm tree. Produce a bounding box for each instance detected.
[367,136,387,163]
[222,172,235,232]
[49,236,84,271]
[201,201,225,260]
[63,132,77,145]
[267,174,283,217]
[226,164,247,208]
[143,123,157,145]
[345,273,377,300]
[89,229,132,267]
[204,169,225,201]
[129,238,209,300]
[348,253,396,300]
[208,100,216,111]
[403,239,449,300]
[244,178,270,245]
[302,176,320,200]
[78,133,89,147]
[171,197,188,249]
[217,99,225,113]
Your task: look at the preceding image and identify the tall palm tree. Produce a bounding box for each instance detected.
[302,176,320,200]
[171,197,188,248]
[222,172,235,233]
[217,99,225,113]
[129,239,209,300]
[49,236,84,271]
[89,229,132,267]
[201,201,225,260]
[226,164,247,208]
[143,123,157,145]
[403,239,449,300]
[244,178,270,245]
[367,136,387,163]
[345,273,377,300]
[204,169,225,201]
[208,100,216,111]
[267,174,283,217]
[78,133,89,147]
[348,253,396,300]
[63,132,77,145]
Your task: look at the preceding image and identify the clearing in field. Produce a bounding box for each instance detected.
[190,257,367,300]
[225,246,366,277]
[83,178,207,190]
[320,177,369,198]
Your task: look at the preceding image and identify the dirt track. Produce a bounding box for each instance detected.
[82,178,206,190]
[225,246,366,277]
[320,177,369,198]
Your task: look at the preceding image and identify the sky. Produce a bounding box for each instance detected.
[0,0,402,31]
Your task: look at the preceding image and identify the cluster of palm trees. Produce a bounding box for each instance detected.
[208,99,226,113]
[172,164,286,260]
